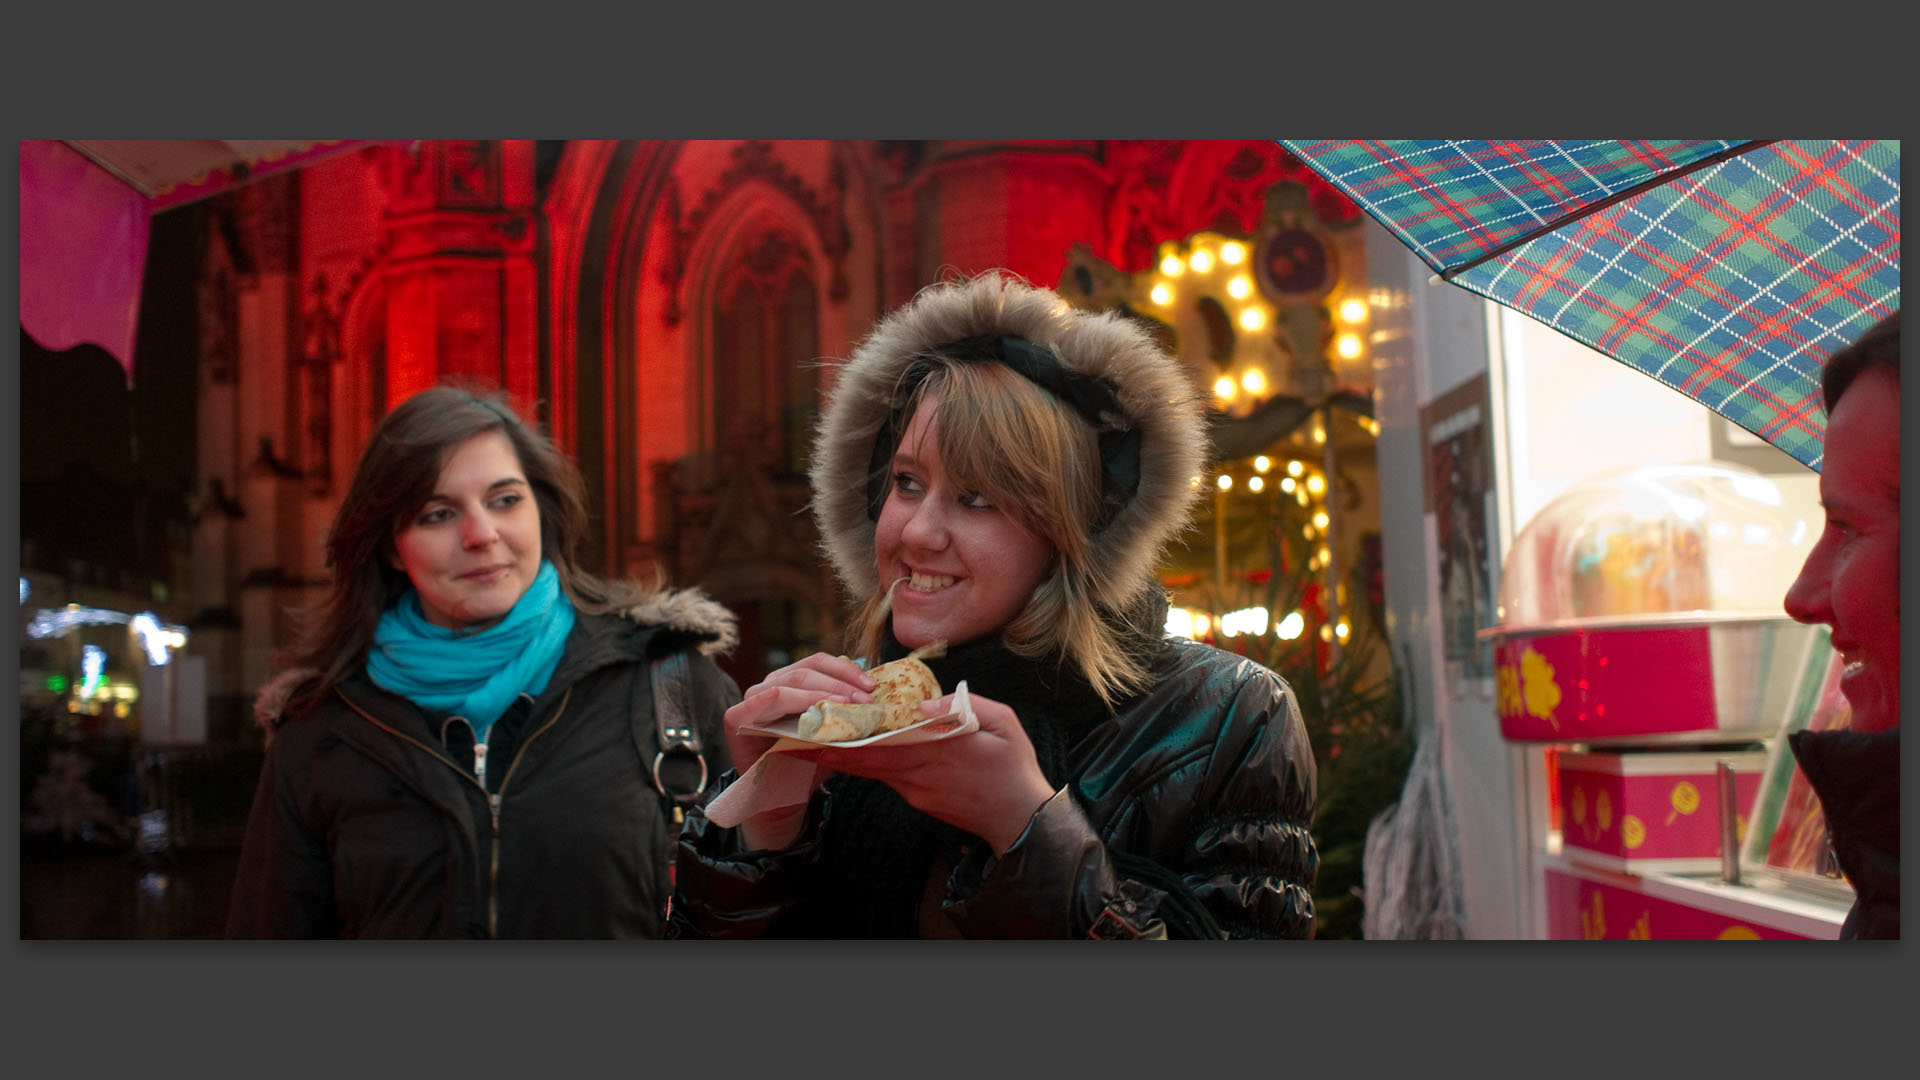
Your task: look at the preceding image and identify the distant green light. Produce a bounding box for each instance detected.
[47,673,69,694]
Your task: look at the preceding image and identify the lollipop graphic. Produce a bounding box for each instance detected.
[1665,781,1701,826]
[1622,814,1646,850]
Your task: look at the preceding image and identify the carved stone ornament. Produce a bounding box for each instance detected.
[663,141,849,326]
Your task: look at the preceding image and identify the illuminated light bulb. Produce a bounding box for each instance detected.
[1303,525,1315,540]
[1318,545,1331,565]
[1336,333,1363,359]
[1160,255,1185,277]
[1220,241,1246,265]
[1213,376,1237,401]
[1248,476,1264,493]
[1312,511,1330,529]
[1190,249,1214,274]
[1165,608,1197,639]
[1313,425,1327,444]
[1216,474,1233,491]
[1276,611,1306,640]
[1193,613,1212,638]
[1320,624,1334,642]
[1339,299,1368,324]
[1286,460,1304,478]
[1241,369,1267,395]
[1306,474,1326,495]
[1296,489,1309,506]
[1280,476,1296,493]
[1227,275,1252,299]
[1239,307,1266,332]
[1335,620,1350,641]
[1253,456,1271,474]
[1150,283,1172,306]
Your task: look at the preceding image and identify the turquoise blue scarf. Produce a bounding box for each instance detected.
[367,560,576,741]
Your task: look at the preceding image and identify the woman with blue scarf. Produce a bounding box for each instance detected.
[227,386,740,938]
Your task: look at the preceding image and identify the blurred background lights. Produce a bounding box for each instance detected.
[1150,283,1172,305]
[1276,611,1306,640]
[1240,369,1266,395]
[1189,249,1214,273]
[1248,476,1264,493]
[1336,333,1363,359]
[1238,307,1266,331]
[1339,298,1368,323]
[1220,241,1246,265]
[1287,460,1304,478]
[1216,474,1233,491]
[81,644,107,698]
[1219,606,1269,638]
[1227,276,1252,299]
[1160,255,1184,277]
[1253,456,1271,473]
[1213,376,1236,401]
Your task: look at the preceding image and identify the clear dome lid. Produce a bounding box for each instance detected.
[1492,461,1817,632]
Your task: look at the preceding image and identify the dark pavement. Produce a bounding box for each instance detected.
[21,839,241,939]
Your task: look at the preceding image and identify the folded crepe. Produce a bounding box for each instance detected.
[796,642,945,743]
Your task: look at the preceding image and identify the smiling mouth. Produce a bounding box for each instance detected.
[461,565,511,581]
[906,571,956,592]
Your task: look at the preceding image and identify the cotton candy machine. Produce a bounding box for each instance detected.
[1482,462,1824,745]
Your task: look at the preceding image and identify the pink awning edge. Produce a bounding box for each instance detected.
[20,139,150,382]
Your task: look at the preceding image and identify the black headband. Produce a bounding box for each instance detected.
[864,334,1142,532]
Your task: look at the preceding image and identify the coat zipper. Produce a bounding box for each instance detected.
[338,686,575,938]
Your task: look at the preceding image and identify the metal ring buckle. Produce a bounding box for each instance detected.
[652,746,709,804]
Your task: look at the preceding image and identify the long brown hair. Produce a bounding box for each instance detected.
[280,383,639,718]
[846,357,1152,705]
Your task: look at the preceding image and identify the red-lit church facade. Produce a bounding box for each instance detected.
[188,139,1374,703]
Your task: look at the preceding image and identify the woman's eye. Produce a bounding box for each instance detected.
[491,492,523,511]
[892,472,923,496]
[416,507,453,526]
[960,491,993,510]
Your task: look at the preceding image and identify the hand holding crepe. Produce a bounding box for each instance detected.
[796,642,945,743]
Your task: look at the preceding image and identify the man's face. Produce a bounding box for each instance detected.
[1784,366,1901,731]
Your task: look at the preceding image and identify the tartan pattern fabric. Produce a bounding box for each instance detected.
[1281,140,1901,471]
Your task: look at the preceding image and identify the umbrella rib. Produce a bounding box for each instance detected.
[1435,140,1779,283]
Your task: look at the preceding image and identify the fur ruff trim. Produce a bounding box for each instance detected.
[808,271,1208,612]
[250,584,738,733]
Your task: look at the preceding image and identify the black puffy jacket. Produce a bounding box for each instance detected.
[1789,727,1899,940]
[668,638,1319,939]
[226,601,738,939]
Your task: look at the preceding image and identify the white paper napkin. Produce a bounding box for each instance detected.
[701,681,977,828]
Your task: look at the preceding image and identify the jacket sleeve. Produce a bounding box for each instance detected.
[224,728,341,938]
[665,773,830,938]
[942,666,1319,939]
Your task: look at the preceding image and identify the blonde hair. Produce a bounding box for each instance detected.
[848,356,1153,706]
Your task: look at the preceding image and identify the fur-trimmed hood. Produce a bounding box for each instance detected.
[809,271,1209,612]
[252,583,738,734]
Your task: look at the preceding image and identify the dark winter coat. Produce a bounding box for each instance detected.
[1789,727,1899,940]
[667,635,1319,939]
[226,593,739,939]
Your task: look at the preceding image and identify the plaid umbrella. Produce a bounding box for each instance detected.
[1278,140,1900,471]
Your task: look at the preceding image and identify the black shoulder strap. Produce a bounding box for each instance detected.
[648,651,711,825]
